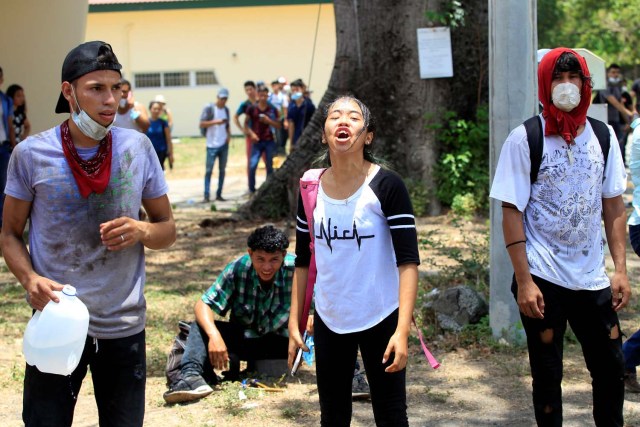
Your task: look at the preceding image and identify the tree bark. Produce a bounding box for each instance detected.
[236,0,487,220]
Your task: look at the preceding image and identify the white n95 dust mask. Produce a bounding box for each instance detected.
[552,82,581,112]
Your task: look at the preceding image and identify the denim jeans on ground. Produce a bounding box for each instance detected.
[0,143,12,228]
[248,140,275,192]
[629,224,640,257]
[623,329,640,373]
[314,309,408,427]
[23,330,146,427]
[626,224,640,374]
[511,275,624,427]
[180,320,287,381]
[204,144,228,199]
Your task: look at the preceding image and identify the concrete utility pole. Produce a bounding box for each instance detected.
[488,0,538,339]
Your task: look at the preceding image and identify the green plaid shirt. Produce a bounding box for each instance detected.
[201,253,295,338]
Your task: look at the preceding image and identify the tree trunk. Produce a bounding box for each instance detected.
[237,0,487,220]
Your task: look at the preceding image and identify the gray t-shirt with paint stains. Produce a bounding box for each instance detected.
[6,125,168,339]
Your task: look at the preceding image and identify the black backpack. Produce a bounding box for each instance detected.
[523,115,611,184]
[165,320,191,387]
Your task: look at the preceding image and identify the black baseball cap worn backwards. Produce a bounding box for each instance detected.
[55,41,122,114]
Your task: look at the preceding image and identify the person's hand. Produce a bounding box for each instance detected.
[306,314,314,336]
[24,275,65,311]
[283,120,289,130]
[126,92,135,109]
[611,271,631,312]
[258,114,268,124]
[207,332,229,371]
[99,216,146,251]
[287,327,309,369]
[249,132,259,142]
[382,330,408,373]
[517,278,545,319]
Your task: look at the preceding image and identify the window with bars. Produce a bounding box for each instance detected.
[132,71,218,89]
[134,73,161,88]
[164,72,190,87]
[196,71,218,86]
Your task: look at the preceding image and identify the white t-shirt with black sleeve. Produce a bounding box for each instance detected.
[489,115,627,291]
[295,165,420,334]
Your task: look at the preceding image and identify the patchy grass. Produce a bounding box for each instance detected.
[167,136,247,180]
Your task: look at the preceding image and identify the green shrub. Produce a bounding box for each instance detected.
[429,105,489,214]
[451,192,479,217]
[405,178,430,217]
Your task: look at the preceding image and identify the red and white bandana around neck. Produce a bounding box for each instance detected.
[60,120,112,198]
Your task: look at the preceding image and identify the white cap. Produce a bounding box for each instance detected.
[537,49,552,64]
[62,285,77,296]
[153,94,167,104]
[278,76,286,84]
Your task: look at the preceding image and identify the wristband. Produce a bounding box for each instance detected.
[501,203,519,210]
[130,110,141,120]
[505,240,526,249]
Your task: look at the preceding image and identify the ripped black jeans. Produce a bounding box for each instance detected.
[512,276,624,427]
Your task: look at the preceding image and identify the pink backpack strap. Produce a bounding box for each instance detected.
[298,168,326,334]
[413,316,440,369]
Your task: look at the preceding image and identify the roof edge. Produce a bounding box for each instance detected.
[89,0,332,13]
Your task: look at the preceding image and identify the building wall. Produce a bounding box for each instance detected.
[86,4,336,136]
[0,0,88,134]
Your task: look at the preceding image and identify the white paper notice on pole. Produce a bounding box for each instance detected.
[417,27,453,79]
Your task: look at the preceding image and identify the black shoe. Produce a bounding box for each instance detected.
[352,370,371,400]
[163,375,214,404]
[625,372,640,393]
[202,196,210,203]
[215,196,226,202]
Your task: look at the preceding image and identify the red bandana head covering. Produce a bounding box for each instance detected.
[538,47,592,144]
[60,120,112,198]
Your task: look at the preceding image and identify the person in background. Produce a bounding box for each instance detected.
[244,86,280,194]
[200,88,230,202]
[621,80,634,163]
[599,64,633,163]
[623,117,640,393]
[234,80,257,182]
[146,100,173,170]
[153,94,173,130]
[287,79,316,150]
[114,79,150,133]
[269,78,289,155]
[0,66,16,232]
[6,84,30,143]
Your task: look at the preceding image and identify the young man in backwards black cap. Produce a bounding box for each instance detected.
[0,41,176,426]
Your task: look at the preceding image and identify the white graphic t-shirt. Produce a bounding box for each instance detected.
[490,115,627,290]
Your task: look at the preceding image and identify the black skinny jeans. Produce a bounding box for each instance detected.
[512,276,624,427]
[314,309,408,427]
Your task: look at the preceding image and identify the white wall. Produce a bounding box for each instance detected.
[0,0,88,134]
[86,4,336,137]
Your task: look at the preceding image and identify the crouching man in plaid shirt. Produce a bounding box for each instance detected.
[164,225,293,404]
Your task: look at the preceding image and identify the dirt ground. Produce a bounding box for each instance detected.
[3,161,640,426]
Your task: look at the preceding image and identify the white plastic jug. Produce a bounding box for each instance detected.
[23,284,90,376]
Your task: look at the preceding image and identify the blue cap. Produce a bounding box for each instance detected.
[218,88,229,98]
